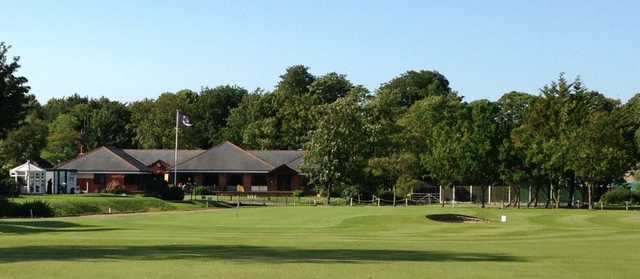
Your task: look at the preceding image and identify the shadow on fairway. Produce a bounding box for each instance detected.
[0,221,116,235]
[0,245,525,264]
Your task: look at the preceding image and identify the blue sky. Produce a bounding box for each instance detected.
[3,0,639,103]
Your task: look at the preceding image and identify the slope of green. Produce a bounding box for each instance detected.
[11,195,204,216]
[1,207,639,279]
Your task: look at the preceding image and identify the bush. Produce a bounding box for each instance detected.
[601,187,639,204]
[161,186,185,201]
[105,181,127,194]
[0,198,17,217]
[144,177,169,197]
[0,177,20,197]
[193,186,209,196]
[15,200,54,217]
[292,190,304,198]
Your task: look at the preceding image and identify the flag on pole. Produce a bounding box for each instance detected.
[179,112,193,127]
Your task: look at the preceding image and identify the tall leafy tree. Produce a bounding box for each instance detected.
[400,95,468,204]
[303,87,371,204]
[569,108,637,209]
[41,114,81,164]
[129,90,199,149]
[83,98,134,150]
[0,42,31,138]
[0,113,48,168]
[193,85,247,147]
[497,92,538,207]
[308,72,353,103]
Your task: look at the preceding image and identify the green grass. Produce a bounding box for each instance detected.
[10,195,206,216]
[1,206,639,278]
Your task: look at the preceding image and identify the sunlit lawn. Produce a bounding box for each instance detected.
[1,206,639,278]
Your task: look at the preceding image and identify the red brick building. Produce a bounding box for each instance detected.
[55,142,308,195]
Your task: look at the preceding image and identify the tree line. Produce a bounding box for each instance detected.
[1,42,640,209]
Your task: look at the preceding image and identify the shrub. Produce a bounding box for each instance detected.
[292,190,304,198]
[601,187,636,204]
[193,186,209,196]
[16,200,54,217]
[0,198,17,217]
[0,177,20,197]
[105,181,127,194]
[144,177,169,197]
[161,186,185,201]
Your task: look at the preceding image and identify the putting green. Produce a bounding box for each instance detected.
[1,206,639,279]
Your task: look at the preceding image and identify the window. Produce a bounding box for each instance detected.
[253,174,267,186]
[124,174,138,185]
[203,174,218,186]
[277,175,292,191]
[94,174,106,185]
[227,174,243,186]
[251,186,268,192]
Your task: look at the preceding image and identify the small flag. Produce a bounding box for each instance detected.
[179,113,193,127]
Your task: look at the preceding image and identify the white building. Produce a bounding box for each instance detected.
[9,161,47,194]
[9,161,77,194]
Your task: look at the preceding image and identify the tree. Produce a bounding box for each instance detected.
[376,70,452,109]
[275,65,315,97]
[84,98,134,150]
[41,114,81,164]
[400,95,468,205]
[41,93,89,122]
[368,153,419,206]
[465,100,502,208]
[569,108,636,209]
[0,113,48,168]
[303,87,371,205]
[0,42,31,138]
[192,85,246,147]
[496,92,538,207]
[223,90,280,149]
[129,90,199,149]
[308,72,353,103]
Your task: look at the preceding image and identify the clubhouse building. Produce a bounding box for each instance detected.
[54,141,308,195]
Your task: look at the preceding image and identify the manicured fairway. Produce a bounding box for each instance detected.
[1,206,639,279]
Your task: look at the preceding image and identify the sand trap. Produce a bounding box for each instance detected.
[426,214,489,224]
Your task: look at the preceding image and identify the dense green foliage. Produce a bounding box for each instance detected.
[0,207,639,278]
[1,41,639,209]
[161,186,185,201]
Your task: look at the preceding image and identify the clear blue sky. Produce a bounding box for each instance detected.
[4,0,639,103]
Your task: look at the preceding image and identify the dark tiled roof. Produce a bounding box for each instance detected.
[56,147,151,173]
[123,149,205,167]
[175,142,274,172]
[54,142,306,174]
[250,150,305,172]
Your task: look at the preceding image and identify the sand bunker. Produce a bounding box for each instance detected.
[426,214,489,223]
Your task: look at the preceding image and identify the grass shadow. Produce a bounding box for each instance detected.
[0,220,117,235]
[0,245,526,264]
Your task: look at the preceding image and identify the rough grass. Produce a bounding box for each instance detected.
[10,195,204,216]
[0,206,639,279]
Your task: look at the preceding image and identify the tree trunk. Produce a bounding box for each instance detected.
[393,185,396,207]
[555,187,561,209]
[587,183,593,210]
[326,184,332,206]
[481,186,486,208]
[567,181,576,208]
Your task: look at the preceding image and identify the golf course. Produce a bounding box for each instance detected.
[1,206,639,279]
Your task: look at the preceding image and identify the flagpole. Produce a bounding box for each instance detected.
[174,109,179,186]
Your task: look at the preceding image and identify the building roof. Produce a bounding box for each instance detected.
[10,161,47,173]
[54,142,305,174]
[175,142,274,172]
[56,146,151,173]
[123,149,206,167]
[249,150,305,172]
